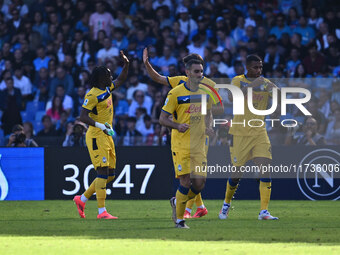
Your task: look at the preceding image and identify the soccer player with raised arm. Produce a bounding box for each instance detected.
[143,48,219,218]
[73,51,129,219]
[159,59,213,228]
[219,54,279,220]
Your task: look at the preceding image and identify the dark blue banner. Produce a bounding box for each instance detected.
[0,148,44,200]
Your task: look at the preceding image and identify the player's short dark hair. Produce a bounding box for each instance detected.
[185,59,203,70]
[182,54,204,65]
[246,54,262,66]
[89,66,111,88]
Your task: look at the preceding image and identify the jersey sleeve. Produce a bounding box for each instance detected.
[162,91,177,115]
[264,78,273,97]
[109,82,115,92]
[166,76,187,89]
[82,92,97,111]
[207,94,213,110]
[231,76,241,88]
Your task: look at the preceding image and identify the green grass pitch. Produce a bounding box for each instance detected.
[0,200,339,255]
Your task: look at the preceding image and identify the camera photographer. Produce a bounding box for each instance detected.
[6,124,38,147]
[62,118,87,147]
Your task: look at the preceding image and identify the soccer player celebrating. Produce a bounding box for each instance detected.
[143,48,215,218]
[159,59,212,228]
[73,51,129,219]
[219,54,279,220]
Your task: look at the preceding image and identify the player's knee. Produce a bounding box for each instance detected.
[253,157,271,166]
[179,174,191,188]
[191,178,206,192]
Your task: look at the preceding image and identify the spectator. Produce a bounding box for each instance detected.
[293,16,315,46]
[308,7,324,30]
[33,46,50,72]
[46,85,73,116]
[121,116,143,146]
[6,124,37,147]
[177,6,197,36]
[62,119,87,147]
[156,45,177,76]
[46,96,64,124]
[138,114,154,138]
[316,22,330,52]
[56,111,69,135]
[32,11,48,43]
[49,66,74,98]
[36,115,58,137]
[128,90,152,117]
[89,0,114,40]
[145,123,162,146]
[303,43,326,75]
[97,37,119,65]
[270,13,292,40]
[325,109,340,145]
[286,47,301,77]
[13,67,32,101]
[112,27,129,51]
[0,77,22,135]
[285,117,326,145]
[126,75,148,102]
[33,67,50,103]
[23,122,38,147]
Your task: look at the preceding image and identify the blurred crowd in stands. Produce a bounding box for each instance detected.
[0,0,339,147]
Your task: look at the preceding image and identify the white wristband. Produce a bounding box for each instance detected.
[95,122,106,131]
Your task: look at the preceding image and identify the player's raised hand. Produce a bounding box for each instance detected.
[143,48,148,64]
[178,123,189,133]
[120,50,129,65]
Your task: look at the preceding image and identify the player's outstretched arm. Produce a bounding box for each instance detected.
[143,47,168,86]
[159,111,189,133]
[112,50,130,89]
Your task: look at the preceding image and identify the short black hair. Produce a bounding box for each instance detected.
[185,59,203,70]
[182,54,204,65]
[89,66,111,88]
[246,54,262,66]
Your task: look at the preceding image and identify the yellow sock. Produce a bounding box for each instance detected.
[185,197,195,210]
[107,175,115,184]
[83,175,114,200]
[176,185,189,220]
[195,193,203,207]
[224,179,238,204]
[95,177,107,208]
[187,186,199,201]
[84,179,96,199]
[260,180,272,210]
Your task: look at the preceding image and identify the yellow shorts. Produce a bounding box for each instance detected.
[86,133,116,169]
[172,150,207,178]
[229,134,272,166]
